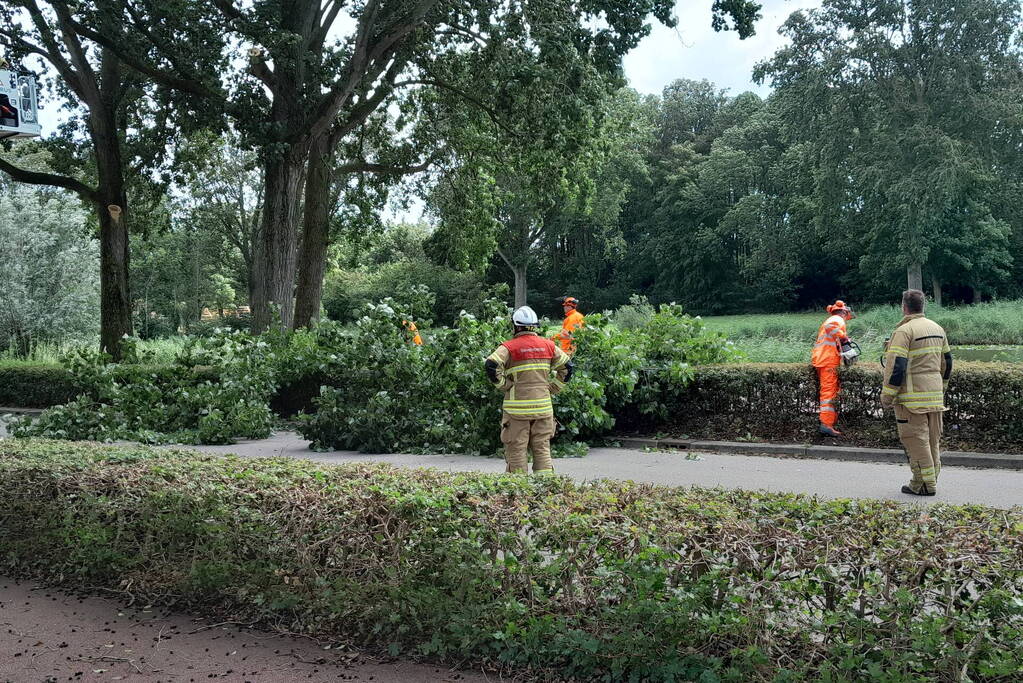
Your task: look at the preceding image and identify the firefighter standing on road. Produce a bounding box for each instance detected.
[553,296,585,354]
[485,306,573,473]
[812,300,856,436]
[880,289,952,496]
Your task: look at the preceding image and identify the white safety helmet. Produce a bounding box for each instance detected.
[511,306,539,327]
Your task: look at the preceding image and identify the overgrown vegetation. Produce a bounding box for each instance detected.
[2,439,1021,681]
[9,332,276,444]
[6,291,734,451]
[293,291,736,453]
[9,290,1023,453]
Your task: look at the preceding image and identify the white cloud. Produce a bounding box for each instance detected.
[623,0,822,97]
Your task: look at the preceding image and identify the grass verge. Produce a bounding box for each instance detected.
[704,301,1023,346]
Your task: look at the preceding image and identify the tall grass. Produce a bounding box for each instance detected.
[0,336,190,366]
[704,300,1023,346]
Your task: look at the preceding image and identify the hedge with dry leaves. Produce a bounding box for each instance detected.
[1,439,1021,681]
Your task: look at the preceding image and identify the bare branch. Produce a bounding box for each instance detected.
[0,155,99,202]
[48,0,101,104]
[496,246,515,271]
[312,0,346,49]
[211,0,245,22]
[313,0,381,129]
[364,0,440,65]
[247,50,276,91]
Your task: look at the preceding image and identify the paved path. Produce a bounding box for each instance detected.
[5,421,1021,507]
[188,432,1023,509]
[0,578,489,683]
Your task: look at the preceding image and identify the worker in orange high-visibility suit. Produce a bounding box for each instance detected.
[552,296,585,354]
[402,319,422,345]
[811,300,855,436]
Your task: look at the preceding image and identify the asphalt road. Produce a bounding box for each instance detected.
[3,418,1018,507]
[187,431,1023,509]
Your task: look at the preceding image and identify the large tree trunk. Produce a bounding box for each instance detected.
[513,263,527,308]
[932,276,943,308]
[906,262,923,291]
[97,204,132,358]
[293,136,334,329]
[91,84,132,361]
[972,286,982,303]
[251,151,306,331]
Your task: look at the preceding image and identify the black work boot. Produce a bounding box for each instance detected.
[819,424,843,437]
[901,484,936,497]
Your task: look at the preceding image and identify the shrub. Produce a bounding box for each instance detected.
[294,299,735,453]
[2,439,1021,681]
[10,331,277,444]
[619,362,1023,452]
[609,294,656,330]
[0,362,82,407]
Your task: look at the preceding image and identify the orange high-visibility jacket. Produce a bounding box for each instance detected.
[555,310,585,353]
[811,315,848,367]
[403,320,423,345]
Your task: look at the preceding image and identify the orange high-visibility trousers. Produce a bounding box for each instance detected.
[817,366,840,427]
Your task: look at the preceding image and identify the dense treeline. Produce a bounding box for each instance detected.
[1,0,759,355]
[523,0,1023,314]
[0,0,1020,354]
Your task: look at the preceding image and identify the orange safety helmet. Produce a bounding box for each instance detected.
[826,300,855,318]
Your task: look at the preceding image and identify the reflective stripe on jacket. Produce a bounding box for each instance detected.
[811,315,848,367]
[882,314,951,413]
[486,332,570,418]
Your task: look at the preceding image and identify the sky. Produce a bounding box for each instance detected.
[623,0,822,98]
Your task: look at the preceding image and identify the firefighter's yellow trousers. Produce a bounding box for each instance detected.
[501,415,555,473]
[895,405,943,494]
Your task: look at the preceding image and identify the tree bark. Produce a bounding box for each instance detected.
[250,150,306,331]
[292,135,334,329]
[906,262,923,291]
[97,203,132,358]
[89,57,133,360]
[972,286,982,303]
[932,276,942,308]
[512,263,527,308]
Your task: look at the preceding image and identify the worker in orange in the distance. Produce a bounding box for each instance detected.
[811,300,857,437]
[553,296,584,355]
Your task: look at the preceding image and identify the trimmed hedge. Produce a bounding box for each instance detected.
[0,362,320,419]
[0,363,83,408]
[619,362,1023,452]
[2,440,1021,681]
[0,363,222,408]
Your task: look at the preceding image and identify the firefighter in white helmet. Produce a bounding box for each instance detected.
[484,306,573,472]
